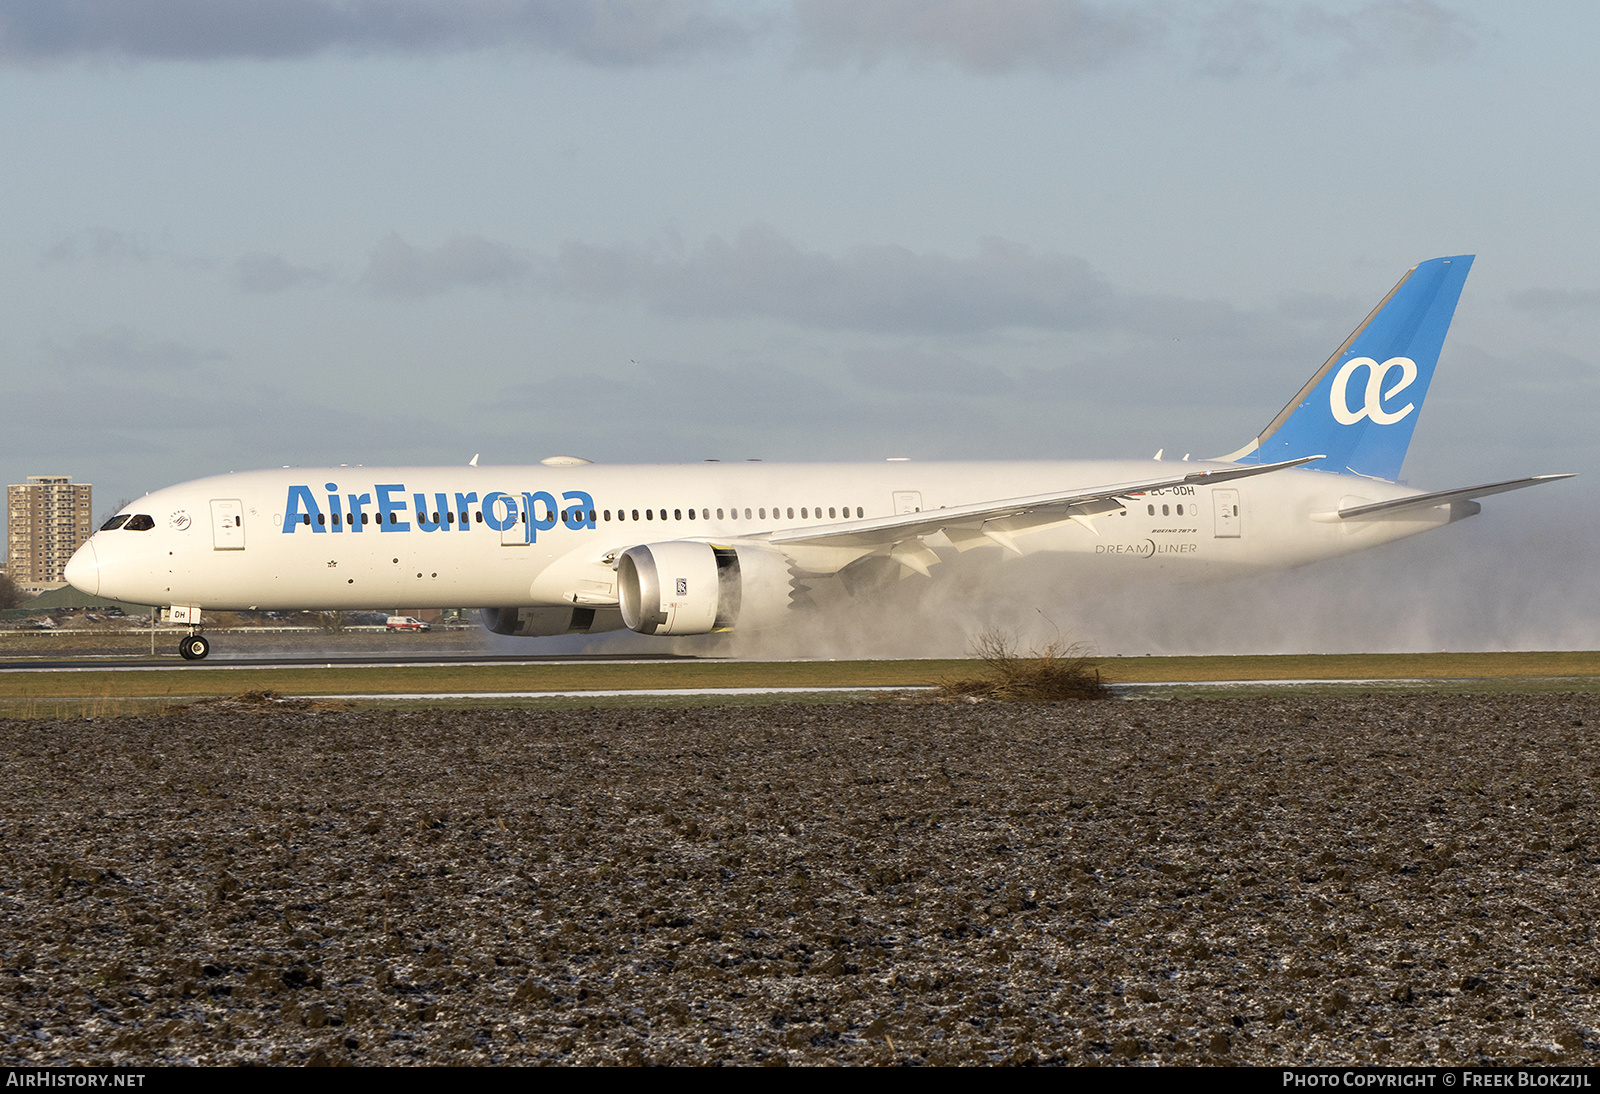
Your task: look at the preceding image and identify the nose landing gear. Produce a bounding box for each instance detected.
[167,606,211,660]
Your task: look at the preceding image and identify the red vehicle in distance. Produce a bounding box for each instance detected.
[385,616,431,633]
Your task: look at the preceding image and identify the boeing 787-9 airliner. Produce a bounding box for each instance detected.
[65,255,1571,659]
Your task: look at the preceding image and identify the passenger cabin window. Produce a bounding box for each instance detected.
[101,515,130,531]
[1161,504,1169,516]
[124,514,155,531]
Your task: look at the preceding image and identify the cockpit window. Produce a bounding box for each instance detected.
[100,515,130,531]
[124,514,155,531]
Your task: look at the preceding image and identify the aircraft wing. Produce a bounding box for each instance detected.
[1332,474,1575,520]
[764,455,1324,551]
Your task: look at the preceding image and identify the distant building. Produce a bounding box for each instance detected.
[6,475,93,596]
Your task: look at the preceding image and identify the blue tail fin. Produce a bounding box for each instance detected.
[1227,255,1473,481]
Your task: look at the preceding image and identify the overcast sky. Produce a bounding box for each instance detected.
[3,1,1597,647]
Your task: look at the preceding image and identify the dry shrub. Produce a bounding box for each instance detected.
[941,630,1110,702]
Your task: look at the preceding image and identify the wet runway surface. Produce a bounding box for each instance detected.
[0,653,708,672]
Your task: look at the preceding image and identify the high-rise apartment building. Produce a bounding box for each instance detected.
[6,475,93,592]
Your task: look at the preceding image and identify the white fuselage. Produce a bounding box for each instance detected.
[69,459,1455,614]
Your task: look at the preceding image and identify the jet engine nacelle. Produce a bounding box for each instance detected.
[481,605,624,637]
[616,541,795,636]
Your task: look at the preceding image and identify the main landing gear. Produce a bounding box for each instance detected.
[178,632,211,660]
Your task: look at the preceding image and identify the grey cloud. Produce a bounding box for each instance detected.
[1508,350,1598,389]
[847,348,1014,395]
[377,222,1333,353]
[487,358,888,461]
[1272,290,1363,323]
[0,374,449,514]
[0,0,754,65]
[1191,1,1279,77]
[0,0,1477,77]
[485,357,1034,463]
[553,224,1116,333]
[47,326,228,373]
[792,0,1477,79]
[39,228,152,266]
[1508,287,1600,312]
[499,358,865,424]
[1012,326,1321,415]
[1198,0,1478,78]
[233,252,332,293]
[792,0,1157,75]
[362,233,536,297]
[1294,0,1477,72]
[1441,344,1598,394]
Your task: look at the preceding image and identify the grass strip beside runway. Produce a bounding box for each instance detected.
[1105,650,1600,682]
[4,651,1600,706]
[1,659,959,701]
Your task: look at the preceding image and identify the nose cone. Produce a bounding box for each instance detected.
[65,541,99,597]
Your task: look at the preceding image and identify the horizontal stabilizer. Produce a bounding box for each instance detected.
[1332,474,1574,520]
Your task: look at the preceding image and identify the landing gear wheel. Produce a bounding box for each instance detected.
[179,634,210,660]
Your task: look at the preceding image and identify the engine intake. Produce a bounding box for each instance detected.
[617,542,793,635]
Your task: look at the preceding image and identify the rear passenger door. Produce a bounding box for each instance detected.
[1212,489,1240,538]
